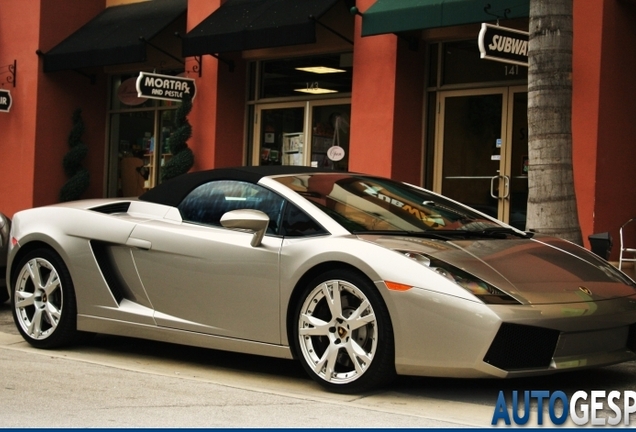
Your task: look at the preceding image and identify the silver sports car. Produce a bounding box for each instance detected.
[4,166,636,393]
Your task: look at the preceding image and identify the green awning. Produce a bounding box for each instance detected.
[361,0,529,37]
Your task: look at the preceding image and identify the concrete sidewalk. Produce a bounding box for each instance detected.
[0,331,490,428]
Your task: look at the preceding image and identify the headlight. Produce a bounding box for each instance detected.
[400,251,521,305]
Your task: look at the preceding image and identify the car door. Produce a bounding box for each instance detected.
[129,180,285,344]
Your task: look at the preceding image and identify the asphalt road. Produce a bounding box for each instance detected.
[1,301,636,427]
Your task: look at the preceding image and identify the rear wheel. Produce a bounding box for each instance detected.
[292,269,395,393]
[12,248,82,348]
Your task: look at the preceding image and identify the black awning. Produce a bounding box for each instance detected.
[182,0,340,57]
[42,0,187,72]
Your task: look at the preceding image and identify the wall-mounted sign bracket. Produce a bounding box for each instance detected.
[0,60,17,87]
[309,15,353,45]
[175,32,234,75]
[190,56,203,78]
[484,3,511,25]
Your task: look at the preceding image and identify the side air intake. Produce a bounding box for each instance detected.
[90,202,131,214]
[90,241,127,303]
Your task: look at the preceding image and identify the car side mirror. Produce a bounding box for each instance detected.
[220,209,269,247]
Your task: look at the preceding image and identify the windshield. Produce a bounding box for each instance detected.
[273,174,506,234]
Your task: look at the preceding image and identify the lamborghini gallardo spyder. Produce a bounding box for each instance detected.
[5,166,636,393]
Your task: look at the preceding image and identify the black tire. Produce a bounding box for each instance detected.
[292,269,395,393]
[11,248,83,349]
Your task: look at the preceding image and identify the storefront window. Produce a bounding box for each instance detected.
[428,40,528,87]
[249,53,352,171]
[260,53,353,99]
[107,73,182,197]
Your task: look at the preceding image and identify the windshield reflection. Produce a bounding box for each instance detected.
[274,174,503,234]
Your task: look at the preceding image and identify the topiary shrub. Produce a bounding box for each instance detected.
[162,94,194,182]
[60,108,89,202]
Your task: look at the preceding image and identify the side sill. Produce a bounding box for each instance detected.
[77,314,293,360]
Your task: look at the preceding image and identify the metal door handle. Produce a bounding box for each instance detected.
[502,175,510,199]
[490,175,499,199]
[490,175,510,199]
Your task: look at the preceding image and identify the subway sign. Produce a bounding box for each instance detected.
[136,72,196,102]
[478,23,528,67]
[0,89,11,112]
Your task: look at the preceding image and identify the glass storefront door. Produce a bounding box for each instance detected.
[252,99,351,170]
[310,101,350,170]
[434,86,528,230]
[107,74,182,197]
[255,104,306,166]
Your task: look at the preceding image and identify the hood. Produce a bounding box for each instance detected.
[358,234,636,305]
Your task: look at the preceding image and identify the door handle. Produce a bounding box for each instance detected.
[502,175,510,199]
[490,175,499,199]
[126,237,152,250]
[490,175,511,199]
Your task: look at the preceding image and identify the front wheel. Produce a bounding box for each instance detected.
[11,248,82,348]
[292,269,395,393]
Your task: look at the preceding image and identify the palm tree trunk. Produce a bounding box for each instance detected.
[527,0,582,245]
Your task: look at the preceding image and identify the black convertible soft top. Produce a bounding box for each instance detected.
[139,165,338,207]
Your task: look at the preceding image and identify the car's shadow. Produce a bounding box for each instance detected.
[83,331,636,406]
[84,333,309,380]
[0,302,19,335]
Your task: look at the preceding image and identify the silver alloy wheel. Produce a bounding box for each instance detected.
[14,257,63,340]
[297,279,378,385]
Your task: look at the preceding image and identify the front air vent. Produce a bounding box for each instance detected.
[90,202,131,214]
[484,323,560,370]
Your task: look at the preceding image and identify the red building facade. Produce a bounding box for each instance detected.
[0,0,634,259]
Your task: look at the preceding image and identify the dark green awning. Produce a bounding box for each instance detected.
[361,0,529,37]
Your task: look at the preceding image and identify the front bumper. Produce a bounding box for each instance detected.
[483,321,635,374]
[383,283,636,378]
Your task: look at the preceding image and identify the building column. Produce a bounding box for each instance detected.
[187,0,244,170]
[0,0,106,218]
[349,0,424,185]
[572,0,636,256]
